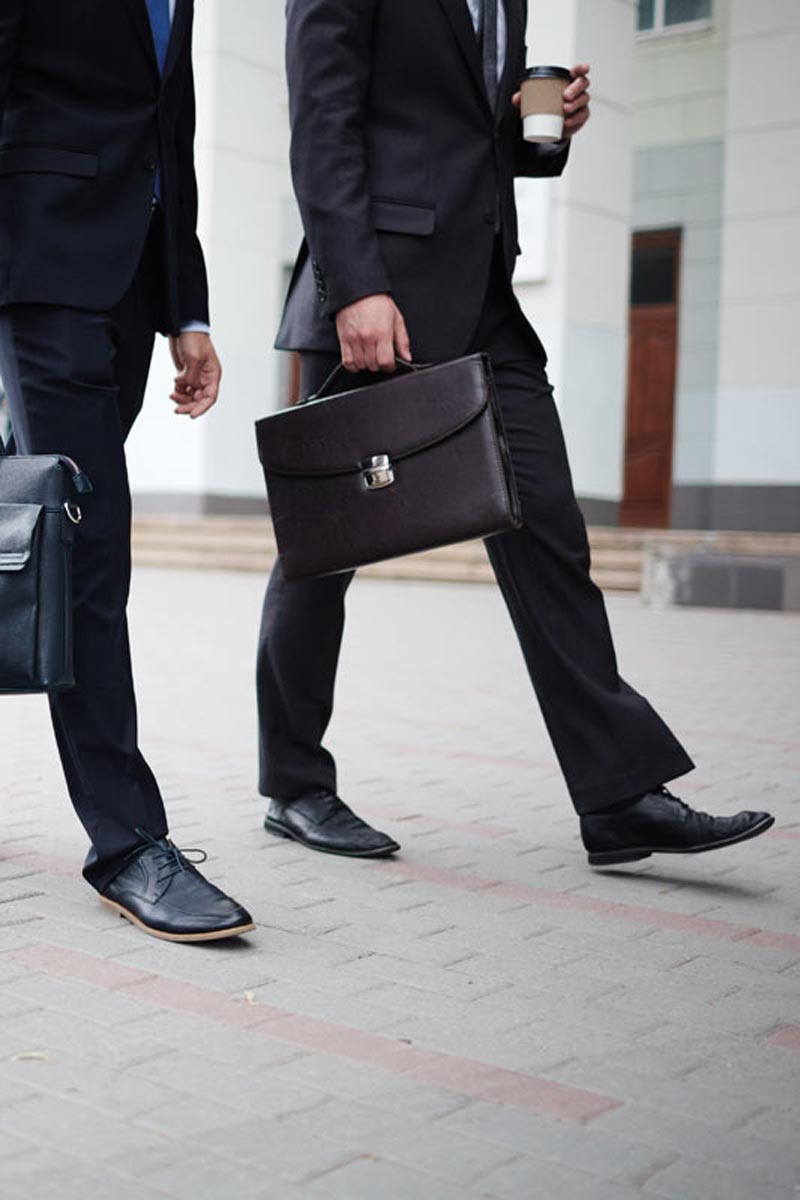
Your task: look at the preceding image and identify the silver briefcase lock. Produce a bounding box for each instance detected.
[362,454,394,490]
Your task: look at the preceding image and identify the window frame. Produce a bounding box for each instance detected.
[636,0,713,39]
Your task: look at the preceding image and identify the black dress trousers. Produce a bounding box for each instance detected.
[257,251,694,814]
[0,216,170,889]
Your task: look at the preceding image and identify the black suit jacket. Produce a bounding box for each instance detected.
[0,0,207,332]
[276,0,570,362]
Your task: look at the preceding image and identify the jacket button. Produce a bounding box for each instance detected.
[482,210,495,225]
[143,156,157,172]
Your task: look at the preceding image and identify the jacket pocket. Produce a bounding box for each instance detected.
[370,198,435,236]
[0,145,99,178]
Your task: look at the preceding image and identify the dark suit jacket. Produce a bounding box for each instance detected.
[276,0,570,362]
[0,0,207,332]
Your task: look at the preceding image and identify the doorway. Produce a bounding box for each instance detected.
[621,228,682,528]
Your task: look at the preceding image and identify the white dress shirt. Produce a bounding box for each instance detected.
[465,0,507,85]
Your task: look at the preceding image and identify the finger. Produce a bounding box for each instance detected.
[570,63,591,79]
[564,77,589,103]
[349,340,368,373]
[188,392,218,419]
[364,339,381,374]
[511,90,521,109]
[182,359,204,390]
[174,382,217,416]
[564,91,590,115]
[377,336,396,372]
[339,335,357,372]
[394,313,412,363]
[565,107,590,130]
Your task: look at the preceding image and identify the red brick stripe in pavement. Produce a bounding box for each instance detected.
[769,1026,800,1051]
[4,847,800,953]
[358,804,515,840]
[373,861,800,954]
[2,944,620,1125]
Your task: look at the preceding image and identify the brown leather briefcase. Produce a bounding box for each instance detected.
[255,356,521,581]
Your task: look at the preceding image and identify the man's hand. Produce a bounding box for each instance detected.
[512,62,592,139]
[169,332,222,418]
[563,64,591,137]
[335,294,412,373]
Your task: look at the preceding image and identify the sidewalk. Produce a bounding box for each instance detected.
[1,567,798,1200]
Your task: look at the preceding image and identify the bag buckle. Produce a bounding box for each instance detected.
[63,502,82,525]
[362,454,394,490]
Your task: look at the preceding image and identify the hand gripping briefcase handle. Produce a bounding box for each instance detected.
[0,431,92,694]
[255,353,522,582]
[307,357,425,403]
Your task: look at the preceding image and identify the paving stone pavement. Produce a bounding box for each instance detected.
[0,566,798,1200]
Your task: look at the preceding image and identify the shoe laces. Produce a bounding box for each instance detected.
[654,786,708,820]
[133,827,208,884]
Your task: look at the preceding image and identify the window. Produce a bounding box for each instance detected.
[637,0,711,34]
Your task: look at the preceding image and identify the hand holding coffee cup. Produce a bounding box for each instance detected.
[519,64,592,143]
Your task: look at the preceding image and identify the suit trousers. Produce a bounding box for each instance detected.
[257,253,694,814]
[0,215,169,889]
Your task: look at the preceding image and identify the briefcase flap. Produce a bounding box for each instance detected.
[0,503,42,572]
[257,355,491,478]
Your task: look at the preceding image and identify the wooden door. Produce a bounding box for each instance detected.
[621,230,681,528]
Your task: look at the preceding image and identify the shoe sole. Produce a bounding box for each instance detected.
[264,817,400,858]
[587,814,775,867]
[100,897,256,942]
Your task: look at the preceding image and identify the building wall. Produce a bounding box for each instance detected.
[711,0,800,530]
[631,0,800,531]
[519,0,636,523]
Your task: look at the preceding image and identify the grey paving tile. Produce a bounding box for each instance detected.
[0,572,798,1200]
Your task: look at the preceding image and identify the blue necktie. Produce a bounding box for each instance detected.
[145,0,170,201]
[145,0,171,74]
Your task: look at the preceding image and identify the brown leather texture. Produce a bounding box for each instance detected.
[256,355,522,582]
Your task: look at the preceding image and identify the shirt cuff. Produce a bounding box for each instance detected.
[179,321,211,335]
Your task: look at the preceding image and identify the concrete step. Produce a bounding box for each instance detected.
[131,515,800,593]
[131,515,644,591]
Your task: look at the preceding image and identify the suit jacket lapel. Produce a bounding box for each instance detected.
[435,0,491,113]
[163,0,191,83]
[496,0,523,126]
[119,0,161,80]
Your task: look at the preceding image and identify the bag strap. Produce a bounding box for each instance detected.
[308,357,424,403]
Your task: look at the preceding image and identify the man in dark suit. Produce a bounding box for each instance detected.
[259,0,773,865]
[0,0,253,940]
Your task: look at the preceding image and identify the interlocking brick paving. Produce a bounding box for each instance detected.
[0,568,798,1199]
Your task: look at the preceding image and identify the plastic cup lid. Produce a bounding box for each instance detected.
[523,66,573,81]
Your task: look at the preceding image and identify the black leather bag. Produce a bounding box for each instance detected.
[255,355,521,581]
[0,435,92,694]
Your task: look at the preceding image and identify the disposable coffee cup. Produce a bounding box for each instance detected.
[521,66,572,144]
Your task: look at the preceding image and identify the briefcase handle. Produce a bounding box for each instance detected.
[308,358,425,403]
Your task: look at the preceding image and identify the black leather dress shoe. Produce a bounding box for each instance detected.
[581,787,774,866]
[265,792,400,857]
[101,831,255,942]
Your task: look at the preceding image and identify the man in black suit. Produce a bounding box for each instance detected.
[0,0,253,940]
[259,0,773,865]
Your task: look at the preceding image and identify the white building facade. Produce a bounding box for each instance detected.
[127,0,800,532]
